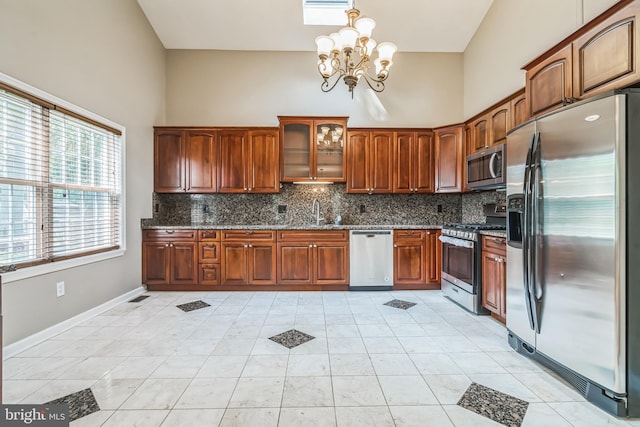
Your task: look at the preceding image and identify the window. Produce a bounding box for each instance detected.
[303,0,352,25]
[0,80,123,273]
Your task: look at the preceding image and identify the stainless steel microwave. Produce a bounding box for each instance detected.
[466,143,506,190]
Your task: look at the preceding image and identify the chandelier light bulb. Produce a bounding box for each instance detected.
[354,17,376,39]
[315,35,334,58]
[376,42,397,63]
[329,32,343,52]
[365,38,377,55]
[339,27,359,50]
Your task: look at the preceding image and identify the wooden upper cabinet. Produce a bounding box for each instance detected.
[470,116,489,153]
[279,116,348,182]
[489,103,510,146]
[218,128,279,193]
[573,4,640,99]
[434,125,464,193]
[526,44,573,117]
[524,0,640,117]
[510,92,528,129]
[154,129,217,193]
[393,131,434,193]
[248,129,279,193]
[218,130,247,193]
[346,129,393,194]
[154,129,183,193]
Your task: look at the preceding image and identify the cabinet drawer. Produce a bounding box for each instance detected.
[199,264,220,285]
[277,230,348,242]
[393,229,425,240]
[482,235,506,255]
[221,230,276,241]
[199,242,220,262]
[198,230,220,241]
[143,229,197,241]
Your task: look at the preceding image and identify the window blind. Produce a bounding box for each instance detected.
[0,85,122,270]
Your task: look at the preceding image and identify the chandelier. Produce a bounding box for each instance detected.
[314,3,397,96]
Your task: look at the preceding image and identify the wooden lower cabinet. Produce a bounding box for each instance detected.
[142,230,198,285]
[393,229,441,288]
[221,230,277,285]
[425,230,442,284]
[481,235,507,322]
[277,230,349,286]
[198,230,220,285]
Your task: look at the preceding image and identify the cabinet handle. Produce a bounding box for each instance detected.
[244,230,254,235]
[165,230,174,234]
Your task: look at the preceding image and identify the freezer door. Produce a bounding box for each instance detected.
[535,94,626,394]
[506,121,537,346]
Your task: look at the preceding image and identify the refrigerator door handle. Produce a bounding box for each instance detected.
[531,155,543,333]
[521,133,537,331]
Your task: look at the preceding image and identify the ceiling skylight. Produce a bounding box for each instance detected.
[303,0,353,26]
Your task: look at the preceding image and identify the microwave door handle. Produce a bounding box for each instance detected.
[488,152,498,178]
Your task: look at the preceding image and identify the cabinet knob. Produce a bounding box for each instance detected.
[169,243,174,247]
[394,244,398,248]
[313,244,317,248]
[309,244,313,248]
[165,243,169,247]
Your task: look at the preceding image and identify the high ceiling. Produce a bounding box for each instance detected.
[136,0,494,53]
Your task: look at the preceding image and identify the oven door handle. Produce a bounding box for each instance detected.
[439,235,474,248]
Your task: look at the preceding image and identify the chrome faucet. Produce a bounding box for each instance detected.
[311,199,324,226]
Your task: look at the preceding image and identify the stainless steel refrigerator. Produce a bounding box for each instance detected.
[506,89,640,417]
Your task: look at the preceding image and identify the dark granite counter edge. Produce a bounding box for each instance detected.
[141,219,443,231]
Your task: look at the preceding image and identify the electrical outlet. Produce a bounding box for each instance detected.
[56,281,65,297]
[277,205,287,213]
[437,204,443,213]
[359,204,366,213]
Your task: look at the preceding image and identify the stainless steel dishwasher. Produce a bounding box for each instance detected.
[349,230,394,290]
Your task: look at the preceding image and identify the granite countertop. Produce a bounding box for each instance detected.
[140,219,443,231]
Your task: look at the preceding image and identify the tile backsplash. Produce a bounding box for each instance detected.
[148,184,475,226]
[146,185,506,227]
[461,190,506,223]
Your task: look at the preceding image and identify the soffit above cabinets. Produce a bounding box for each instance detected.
[136,0,494,53]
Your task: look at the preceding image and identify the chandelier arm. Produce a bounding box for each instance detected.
[360,74,386,93]
[321,75,342,93]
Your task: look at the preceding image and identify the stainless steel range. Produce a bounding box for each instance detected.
[440,205,506,314]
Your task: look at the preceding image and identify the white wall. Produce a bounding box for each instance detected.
[0,0,165,344]
[166,50,464,128]
[463,0,619,117]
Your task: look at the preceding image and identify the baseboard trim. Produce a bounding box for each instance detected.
[3,286,146,360]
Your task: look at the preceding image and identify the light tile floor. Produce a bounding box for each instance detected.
[4,290,639,426]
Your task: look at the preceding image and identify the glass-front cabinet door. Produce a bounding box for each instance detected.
[279,116,348,182]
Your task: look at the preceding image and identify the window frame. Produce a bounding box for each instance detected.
[0,72,126,284]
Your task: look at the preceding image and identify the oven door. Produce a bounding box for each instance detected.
[440,235,475,293]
